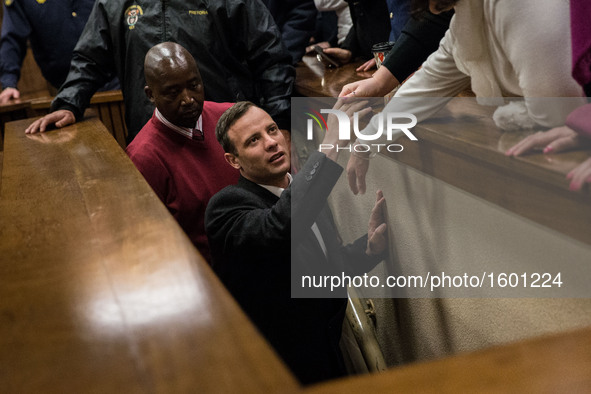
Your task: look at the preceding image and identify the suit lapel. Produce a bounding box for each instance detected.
[236,175,332,267]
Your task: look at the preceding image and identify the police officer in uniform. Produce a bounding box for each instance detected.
[23,0,294,143]
[0,0,117,103]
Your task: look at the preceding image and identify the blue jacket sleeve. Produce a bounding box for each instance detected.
[0,2,32,89]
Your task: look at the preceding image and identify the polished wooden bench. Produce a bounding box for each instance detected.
[295,56,369,98]
[1,90,128,150]
[0,117,298,393]
[0,99,32,148]
[29,90,128,149]
[307,324,591,393]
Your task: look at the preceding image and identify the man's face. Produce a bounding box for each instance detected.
[225,106,291,188]
[147,59,204,128]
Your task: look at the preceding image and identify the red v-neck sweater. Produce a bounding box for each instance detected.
[126,101,239,263]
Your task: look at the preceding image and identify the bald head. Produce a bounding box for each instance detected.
[143,42,205,128]
[144,42,198,87]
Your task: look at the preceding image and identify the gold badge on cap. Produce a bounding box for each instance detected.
[5,0,14,6]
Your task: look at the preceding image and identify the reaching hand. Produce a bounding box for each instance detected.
[366,190,388,256]
[339,78,378,98]
[0,87,20,104]
[322,47,352,65]
[505,125,591,192]
[567,157,591,191]
[322,98,372,161]
[305,41,329,54]
[338,66,399,98]
[505,126,586,156]
[346,149,370,195]
[25,110,76,134]
[356,58,377,72]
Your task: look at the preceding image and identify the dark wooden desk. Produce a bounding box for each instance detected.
[295,55,369,97]
[0,98,33,117]
[29,90,128,149]
[0,90,127,150]
[0,91,50,140]
[0,117,298,393]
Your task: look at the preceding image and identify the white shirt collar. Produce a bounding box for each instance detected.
[259,173,293,197]
[155,108,203,140]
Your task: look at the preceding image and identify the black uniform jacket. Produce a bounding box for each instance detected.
[50,0,294,140]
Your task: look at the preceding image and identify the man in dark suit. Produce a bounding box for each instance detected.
[205,101,387,384]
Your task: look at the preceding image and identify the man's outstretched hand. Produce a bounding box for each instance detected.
[25,110,76,134]
[366,190,388,256]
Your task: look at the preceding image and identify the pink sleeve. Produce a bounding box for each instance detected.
[566,103,591,139]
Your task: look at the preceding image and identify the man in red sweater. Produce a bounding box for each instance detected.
[126,42,239,263]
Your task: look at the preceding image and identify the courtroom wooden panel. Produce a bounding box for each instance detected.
[0,117,298,393]
[294,58,591,393]
[29,91,128,149]
[305,326,591,393]
[295,56,368,97]
[388,98,591,245]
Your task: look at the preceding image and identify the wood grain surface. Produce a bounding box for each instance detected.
[306,325,591,393]
[0,117,298,393]
[295,56,369,98]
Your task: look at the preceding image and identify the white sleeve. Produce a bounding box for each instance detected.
[397,30,471,101]
[359,30,471,143]
[488,0,584,127]
[314,0,348,12]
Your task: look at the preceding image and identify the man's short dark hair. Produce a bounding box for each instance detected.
[215,101,257,155]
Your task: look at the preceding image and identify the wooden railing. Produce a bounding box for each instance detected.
[294,54,591,392]
[0,90,128,149]
[0,117,298,393]
[295,56,591,243]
